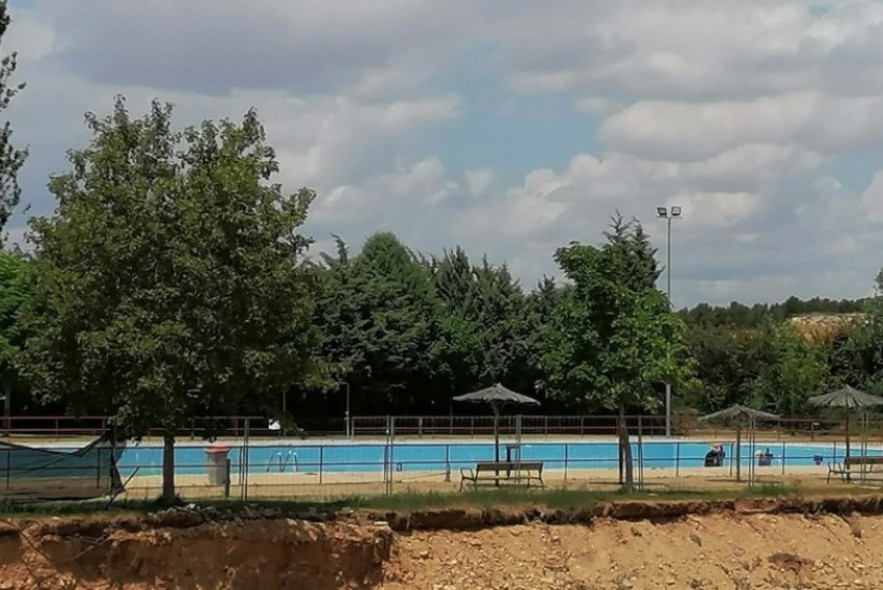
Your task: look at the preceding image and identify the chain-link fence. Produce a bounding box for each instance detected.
[2,415,880,502]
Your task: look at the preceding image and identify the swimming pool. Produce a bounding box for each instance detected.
[102,440,876,477]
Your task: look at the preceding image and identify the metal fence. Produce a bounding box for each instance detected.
[3,414,878,502]
[0,413,871,441]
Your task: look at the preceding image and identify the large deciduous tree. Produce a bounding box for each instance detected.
[0,250,34,427]
[539,215,695,489]
[748,323,828,417]
[0,3,26,232]
[23,97,325,503]
[833,270,883,394]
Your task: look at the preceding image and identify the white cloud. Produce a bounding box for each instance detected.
[668,192,761,228]
[454,168,572,239]
[464,168,495,197]
[499,1,883,101]
[860,170,883,223]
[7,0,883,307]
[599,93,883,161]
[311,156,457,224]
[574,97,621,116]
[456,144,824,244]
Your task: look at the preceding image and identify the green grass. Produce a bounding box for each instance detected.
[343,483,800,511]
[0,483,803,518]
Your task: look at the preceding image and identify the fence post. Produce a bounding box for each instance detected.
[675,442,680,478]
[637,415,644,491]
[781,442,786,476]
[445,444,450,482]
[728,442,734,477]
[241,418,250,502]
[391,416,396,495]
[544,416,549,438]
[5,448,10,489]
[224,458,231,498]
[418,417,423,439]
[384,416,395,496]
[564,443,569,480]
[96,447,102,489]
[580,416,585,437]
[319,445,324,485]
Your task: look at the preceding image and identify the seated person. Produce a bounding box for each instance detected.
[704,443,724,467]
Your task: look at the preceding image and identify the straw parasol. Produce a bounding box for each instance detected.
[699,405,780,483]
[808,385,883,459]
[453,383,540,463]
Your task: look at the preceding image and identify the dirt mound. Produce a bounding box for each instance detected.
[789,313,864,343]
[3,498,883,589]
[0,515,393,589]
[381,512,883,590]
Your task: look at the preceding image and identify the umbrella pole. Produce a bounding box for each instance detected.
[736,424,742,483]
[863,410,870,485]
[749,418,755,487]
[493,404,500,487]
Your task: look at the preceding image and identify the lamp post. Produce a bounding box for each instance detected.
[1,387,8,437]
[656,205,682,437]
[339,382,351,438]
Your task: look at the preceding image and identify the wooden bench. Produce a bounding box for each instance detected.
[459,461,544,491]
[846,456,883,480]
[828,456,883,483]
[827,461,847,483]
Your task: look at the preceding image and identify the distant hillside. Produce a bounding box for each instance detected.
[788,313,866,343]
[681,296,868,329]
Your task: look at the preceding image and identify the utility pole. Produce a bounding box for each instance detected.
[656,206,682,437]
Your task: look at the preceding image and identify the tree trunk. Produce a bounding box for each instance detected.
[162,432,176,505]
[617,405,634,491]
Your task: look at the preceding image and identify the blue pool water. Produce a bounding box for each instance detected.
[97,440,878,477]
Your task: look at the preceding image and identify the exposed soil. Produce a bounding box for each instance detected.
[3,496,883,589]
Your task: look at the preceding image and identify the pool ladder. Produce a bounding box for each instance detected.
[266,450,298,473]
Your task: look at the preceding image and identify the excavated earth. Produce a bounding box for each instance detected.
[3,496,883,589]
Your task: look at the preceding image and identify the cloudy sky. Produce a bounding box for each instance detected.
[5,0,883,307]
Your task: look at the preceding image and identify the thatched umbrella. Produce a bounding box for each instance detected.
[699,405,780,483]
[453,383,540,463]
[808,385,883,460]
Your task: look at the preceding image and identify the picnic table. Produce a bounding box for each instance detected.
[459,461,544,491]
[828,455,883,483]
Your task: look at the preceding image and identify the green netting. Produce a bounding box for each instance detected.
[0,433,126,502]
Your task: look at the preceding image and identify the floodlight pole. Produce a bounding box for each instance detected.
[1,387,8,437]
[338,382,351,438]
[657,206,681,438]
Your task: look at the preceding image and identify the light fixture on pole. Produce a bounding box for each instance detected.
[339,382,351,438]
[0,388,8,437]
[657,205,682,438]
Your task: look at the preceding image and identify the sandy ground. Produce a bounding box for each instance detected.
[4,502,883,589]
[118,463,873,500]
[381,512,883,590]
